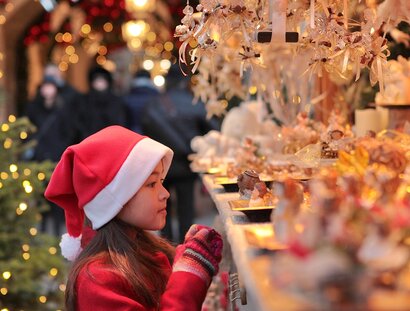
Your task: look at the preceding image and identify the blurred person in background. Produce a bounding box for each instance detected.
[124,69,160,134]
[25,76,77,235]
[142,64,220,243]
[76,66,126,140]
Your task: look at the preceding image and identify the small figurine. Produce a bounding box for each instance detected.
[237,169,260,199]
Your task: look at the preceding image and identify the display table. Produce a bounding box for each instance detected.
[201,175,316,311]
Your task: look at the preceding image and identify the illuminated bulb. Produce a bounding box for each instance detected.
[248,86,257,95]
[142,59,154,71]
[0,182,3,188]
[3,138,12,149]
[12,172,19,179]
[24,169,31,176]
[7,115,16,122]
[24,184,33,193]
[1,172,9,179]
[50,268,58,276]
[16,208,23,215]
[19,203,28,211]
[37,172,45,180]
[22,244,30,251]
[160,59,171,70]
[1,124,9,131]
[29,228,38,236]
[2,271,11,280]
[0,287,7,295]
[22,253,30,260]
[59,283,66,291]
[22,180,31,187]
[39,296,47,303]
[9,164,17,172]
[49,247,57,255]
[153,75,165,87]
[20,131,28,139]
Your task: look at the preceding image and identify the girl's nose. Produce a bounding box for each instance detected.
[160,183,170,200]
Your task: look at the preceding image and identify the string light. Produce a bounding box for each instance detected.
[9,164,17,172]
[39,296,47,303]
[22,244,30,251]
[0,287,7,295]
[49,268,58,277]
[2,271,11,280]
[37,172,45,180]
[7,115,16,123]
[24,168,31,176]
[48,247,57,255]
[29,228,38,236]
[20,131,28,139]
[22,253,30,260]
[1,124,9,132]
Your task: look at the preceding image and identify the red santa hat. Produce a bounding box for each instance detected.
[44,126,173,261]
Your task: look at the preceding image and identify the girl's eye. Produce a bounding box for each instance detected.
[147,182,156,188]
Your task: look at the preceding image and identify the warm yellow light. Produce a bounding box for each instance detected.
[160,59,171,70]
[0,15,6,24]
[142,59,154,71]
[98,46,107,55]
[7,115,16,123]
[19,202,28,211]
[12,172,19,179]
[58,61,69,72]
[22,253,30,260]
[2,271,11,280]
[4,138,12,148]
[59,283,66,291]
[5,2,14,12]
[65,45,75,55]
[22,180,31,187]
[9,164,17,172]
[1,172,9,180]
[0,287,7,295]
[1,308,9,311]
[81,24,91,34]
[248,86,257,95]
[69,54,79,64]
[24,168,31,176]
[164,41,173,51]
[123,20,148,39]
[0,182,3,189]
[1,124,9,131]
[16,208,23,215]
[20,131,28,139]
[129,38,142,49]
[62,32,72,42]
[29,228,38,236]
[153,75,165,87]
[37,172,45,180]
[39,296,47,303]
[49,247,57,255]
[55,32,63,42]
[25,185,33,193]
[96,55,106,65]
[103,22,113,32]
[146,32,156,42]
[22,244,30,251]
[49,268,58,277]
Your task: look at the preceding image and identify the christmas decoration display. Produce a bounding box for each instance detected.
[0,116,66,311]
[175,0,410,119]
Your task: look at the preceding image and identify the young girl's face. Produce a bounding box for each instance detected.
[117,160,170,230]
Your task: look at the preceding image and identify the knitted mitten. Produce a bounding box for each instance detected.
[173,226,223,285]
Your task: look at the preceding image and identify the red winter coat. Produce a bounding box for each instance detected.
[75,252,207,310]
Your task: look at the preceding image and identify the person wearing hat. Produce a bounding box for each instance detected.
[45,125,223,311]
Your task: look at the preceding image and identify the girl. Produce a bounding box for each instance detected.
[45,125,223,311]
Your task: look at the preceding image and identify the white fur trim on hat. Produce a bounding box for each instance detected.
[60,233,83,261]
[84,137,173,230]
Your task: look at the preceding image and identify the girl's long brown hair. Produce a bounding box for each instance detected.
[65,218,175,311]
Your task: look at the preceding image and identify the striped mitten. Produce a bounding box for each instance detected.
[173,226,223,285]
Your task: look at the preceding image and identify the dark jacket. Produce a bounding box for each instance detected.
[124,84,159,134]
[26,92,76,162]
[142,87,219,179]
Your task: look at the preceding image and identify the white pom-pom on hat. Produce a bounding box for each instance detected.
[45,126,173,262]
[60,233,82,261]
